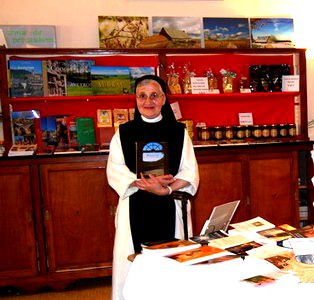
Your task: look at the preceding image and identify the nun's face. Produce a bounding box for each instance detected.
[136,81,165,119]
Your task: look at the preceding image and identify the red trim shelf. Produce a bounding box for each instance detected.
[169,91,300,100]
[8,94,136,103]
[8,91,300,103]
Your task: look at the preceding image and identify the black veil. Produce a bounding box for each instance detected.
[133,75,177,124]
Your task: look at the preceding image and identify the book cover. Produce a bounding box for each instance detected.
[11,110,40,145]
[142,239,200,256]
[166,245,227,265]
[230,216,275,233]
[257,227,294,242]
[44,60,67,96]
[91,66,131,95]
[55,116,70,150]
[136,141,169,178]
[40,115,58,152]
[97,109,112,127]
[64,60,94,96]
[129,66,155,93]
[9,60,44,97]
[225,241,263,256]
[76,117,96,146]
[65,116,79,148]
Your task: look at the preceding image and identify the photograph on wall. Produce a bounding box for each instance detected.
[152,17,202,48]
[8,60,44,97]
[250,18,294,48]
[91,66,131,95]
[98,16,149,48]
[203,18,250,49]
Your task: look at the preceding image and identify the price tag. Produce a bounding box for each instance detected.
[239,113,253,125]
[191,77,209,94]
[282,75,299,92]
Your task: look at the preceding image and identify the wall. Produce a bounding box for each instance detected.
[0,0,313,134]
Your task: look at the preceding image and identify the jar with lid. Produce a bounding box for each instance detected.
[225,126,234,140]
[288,123,296,137]
[270,124,278,138]
[196,122,207,140]
[199,127,210,141]
[279,124,288,138]
[252,125,262,138]
[213,126,224,140]
[235,125,245,139]
[244,125,252,138]
[262,125,270,138]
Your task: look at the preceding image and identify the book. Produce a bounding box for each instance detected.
[166,245,227,265]
[44,60,67,96]
[11,110,40,145]
[257,227,295,242]
[91,66,131,95]
[230,216,275,233]
[40,115,58,152]
[97,109,112,127]
[136,141,169,178]
[76,117,96,146]
[64,60,94,96]
[129,66,155,92]
[141,239,201,256]
[65,116,79,148]
[8,144,37,156]
[9,60,44,97]
[225,241,263,256]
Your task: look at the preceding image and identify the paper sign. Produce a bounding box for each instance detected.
[170,101,182,120]
[191,77,209,94]
[282,75,299,92]
[239,113,253,125]
[0,25,56,48]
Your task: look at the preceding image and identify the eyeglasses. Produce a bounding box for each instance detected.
[136,92,164,102]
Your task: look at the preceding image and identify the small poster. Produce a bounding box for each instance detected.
[0,25,56,48]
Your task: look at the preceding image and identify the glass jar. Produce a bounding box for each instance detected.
[235,125,245,139]
[279,124,288,138]
[225,126,234,140]
[288,123,296,137]
[270,124,279,138]
[262,125,270,138]
[213,126,224,140]
[252,125,262,138]
[199,127,210,141]
[244,125,252,138]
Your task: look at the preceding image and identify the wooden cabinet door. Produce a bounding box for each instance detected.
[40,161,117,273]
[192,155,248,234]
[0,165,38,278]
[248,152,299,227]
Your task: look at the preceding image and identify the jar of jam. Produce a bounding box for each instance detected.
[213,126,224,140]
[252,125,262,138]
[244,125,252,138]
[270,124,278,138]
[235,125,245,139]
[279,124,288,137]
[225,126,234,139]
[288,123,296,137]
[262,125,270,138]
[196,122,207,140]
[199,127,210,140]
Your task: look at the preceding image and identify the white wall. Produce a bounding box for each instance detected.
[0,0,313,127]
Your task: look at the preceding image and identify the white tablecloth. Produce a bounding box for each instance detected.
[123,254,313,300]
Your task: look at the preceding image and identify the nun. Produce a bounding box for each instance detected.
[106,75,199,300]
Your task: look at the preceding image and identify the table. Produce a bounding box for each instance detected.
[123,253,314,300]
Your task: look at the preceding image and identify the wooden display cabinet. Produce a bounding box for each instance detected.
[0,47,313,291]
